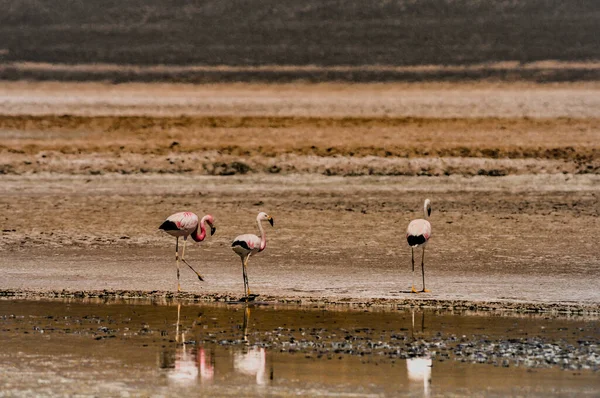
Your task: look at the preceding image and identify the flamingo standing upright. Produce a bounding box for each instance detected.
[231,212,274,301]
[406,199,432,293]
[159,212,216,291]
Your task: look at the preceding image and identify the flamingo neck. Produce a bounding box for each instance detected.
[257,218,266,251]
[193,218,208,242]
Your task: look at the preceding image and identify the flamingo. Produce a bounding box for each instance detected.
[231,212,274,301]
[159,212,216,291]
[406,199,432,293]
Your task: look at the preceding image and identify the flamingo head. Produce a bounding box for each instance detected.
[203,214,216,235]
[424,199,432,218]
[257,211,274,226]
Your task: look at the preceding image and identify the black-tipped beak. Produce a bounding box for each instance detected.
[268,217,274,227]
[427,208,431,217]
[210,226,217,236]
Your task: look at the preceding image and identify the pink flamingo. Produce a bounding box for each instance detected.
[231,212,274,301]
[406,199,432,293]
[159,212,216,291]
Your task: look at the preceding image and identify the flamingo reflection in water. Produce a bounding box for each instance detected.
[160,303,270,386]
[161,303,214,385]
[406,310,432,397]
[233,306,269,386]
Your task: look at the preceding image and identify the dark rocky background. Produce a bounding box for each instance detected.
[1,0,599,82]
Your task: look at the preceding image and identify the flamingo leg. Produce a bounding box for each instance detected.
[421,246,430,293]
[175,303,181,343]
[244,256,251,297]
[241,255,258,302]
[175,237,181,292]
[241,257,249,299]
[411,309,415,340]
[411,247,417,293]
[242,305,251,343]
[181,237,205,281]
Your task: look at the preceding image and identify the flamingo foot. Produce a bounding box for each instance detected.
[421,289,431,293]
[197,274,205,282]
[411,286,418,294]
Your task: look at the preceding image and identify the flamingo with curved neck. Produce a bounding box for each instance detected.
[256,215,268,252]
[192,214,217,242]
[159,212,216,291]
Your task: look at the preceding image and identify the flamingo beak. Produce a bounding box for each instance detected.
[268,217,274,227]
[210,226,217,236]
[427,208,431,217]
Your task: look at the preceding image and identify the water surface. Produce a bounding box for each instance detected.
[0,299,597,397]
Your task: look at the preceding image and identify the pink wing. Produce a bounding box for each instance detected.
[167,212,199,231]
[232,234,262,254]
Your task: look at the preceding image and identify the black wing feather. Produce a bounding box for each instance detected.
[159,220,179,231]
[407,235,427,246]
[232,240,250,250]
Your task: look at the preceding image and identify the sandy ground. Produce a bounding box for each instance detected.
[1,82,599,176]
[0,81,599,311]
[2,81,600,118]
[1,174,598,310]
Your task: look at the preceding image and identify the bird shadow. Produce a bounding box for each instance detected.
[226,294,268,305]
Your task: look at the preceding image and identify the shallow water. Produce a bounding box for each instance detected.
[0,299,598,397]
